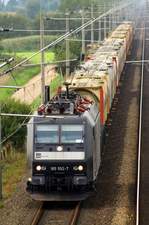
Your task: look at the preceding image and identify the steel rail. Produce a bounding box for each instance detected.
[136,22,146,225]
[69,202,81,225]
[30,202,44,225]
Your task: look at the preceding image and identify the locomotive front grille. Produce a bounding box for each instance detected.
[50,175,72,188]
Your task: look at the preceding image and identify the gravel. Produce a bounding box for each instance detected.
[0,172,40,225]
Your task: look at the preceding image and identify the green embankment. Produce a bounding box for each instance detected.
[0,51,55,101]
[14,51,54,64]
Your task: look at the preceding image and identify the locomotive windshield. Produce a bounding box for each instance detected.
[35,125,59,143]
[61,125,84,143]
[35,124,84,144]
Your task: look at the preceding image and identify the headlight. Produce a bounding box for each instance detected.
[36,165,42,171]
[73,165,84,171]
[35,165,46,171]
[78,165,84,171]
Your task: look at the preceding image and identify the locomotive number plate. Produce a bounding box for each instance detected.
[50,166,69,172]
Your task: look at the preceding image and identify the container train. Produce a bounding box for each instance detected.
[26,22,134,201]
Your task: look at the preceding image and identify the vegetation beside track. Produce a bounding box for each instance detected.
[1,99,31,149]
[1,152,26,201]
[13,51,54,64]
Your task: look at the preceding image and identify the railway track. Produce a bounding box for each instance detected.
[30,201,81,225]
[136,3,149,225]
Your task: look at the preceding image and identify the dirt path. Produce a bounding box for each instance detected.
[12,66,55,104]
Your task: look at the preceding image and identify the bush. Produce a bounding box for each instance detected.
[0,13,30,39]
[1,99,31,150]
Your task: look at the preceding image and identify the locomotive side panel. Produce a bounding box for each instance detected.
[27,117,34,169]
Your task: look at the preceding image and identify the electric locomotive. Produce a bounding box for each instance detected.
[27,84,101,201]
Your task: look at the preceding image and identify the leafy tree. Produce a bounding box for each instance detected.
[25,0,56,18]
[0,13,30,38]
[59,0,97,11]
[5,0,18,12]
[1,99,31,150]
[59,0,117,11]
[25,0,40,18]
[54,40,81,75]
[0,0,5,11]
[49,0,60,10]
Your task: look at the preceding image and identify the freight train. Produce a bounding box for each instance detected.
[26,22,134,201]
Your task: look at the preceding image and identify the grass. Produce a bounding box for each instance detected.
[31,95,41,110]
[11,51,55,64]
[0,152,26,200]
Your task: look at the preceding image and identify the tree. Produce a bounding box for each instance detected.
[54,40,81,75]
[26,0,40,18]
[0,13,30,38]
[5,0,18,12]
[59,0,112,11]
[59,0,95,11]
[0,0,5,11]
[25,0,59,18]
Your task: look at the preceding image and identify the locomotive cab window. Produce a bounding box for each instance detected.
[35,125,59,143]
[61,125,84,143]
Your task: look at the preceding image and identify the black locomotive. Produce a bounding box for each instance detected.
[26,85,101,201]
